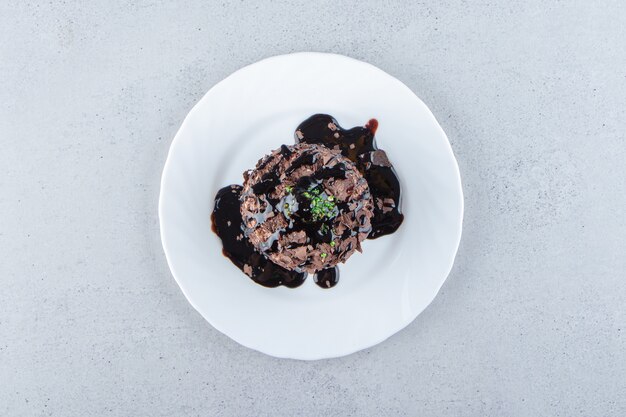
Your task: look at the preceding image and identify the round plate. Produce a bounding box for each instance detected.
[159,53,463,360]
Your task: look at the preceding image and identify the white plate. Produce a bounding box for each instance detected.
[159,53,463,360]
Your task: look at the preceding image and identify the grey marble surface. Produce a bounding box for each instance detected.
[1,1,625,416]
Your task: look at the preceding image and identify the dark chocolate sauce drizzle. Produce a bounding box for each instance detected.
[212,185,306,288]
[314,267,339,289]
[295,114,403,238]
[211,114,403,289]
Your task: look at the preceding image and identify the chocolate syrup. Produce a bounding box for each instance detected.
[211,115,403,288]
[295,114,404,238]
[313,267,339,289]
[212,185,306,288]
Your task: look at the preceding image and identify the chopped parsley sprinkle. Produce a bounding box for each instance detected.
[330,241,336,247]
[320,252,327,259]
[303,185,337,221]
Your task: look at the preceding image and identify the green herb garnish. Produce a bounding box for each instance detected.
[304,185,337,221]
[320,252,327,259]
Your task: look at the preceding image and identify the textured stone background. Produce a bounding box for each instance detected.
[1,1,625,416]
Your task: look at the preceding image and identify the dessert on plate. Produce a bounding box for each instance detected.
[211,114,403,289]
